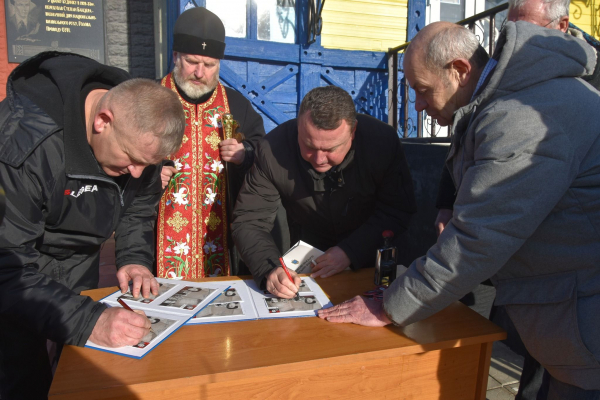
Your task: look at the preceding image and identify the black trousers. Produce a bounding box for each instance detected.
[492,305,546,400]
[0,316,52,399]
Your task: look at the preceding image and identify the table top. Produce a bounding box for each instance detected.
[49,268,505,396]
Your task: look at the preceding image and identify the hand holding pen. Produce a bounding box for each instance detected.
[88,300,155,348]
[279,257,301,301]
[118,298,157,336]
[265,258,301,298]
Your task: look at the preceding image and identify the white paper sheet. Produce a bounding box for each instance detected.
[246,277,333,319]
[186,280,258,324]
[282,240,324,274]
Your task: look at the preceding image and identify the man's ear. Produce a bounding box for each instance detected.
[173,51,179,65]
[450,58,473,88]
[558,16,569,33]
[93,109,114,134]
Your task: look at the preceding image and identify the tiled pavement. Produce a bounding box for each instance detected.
[98,236,523,400]
[487,341,523,399]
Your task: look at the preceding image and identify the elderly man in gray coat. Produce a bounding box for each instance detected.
[319,21,600,399]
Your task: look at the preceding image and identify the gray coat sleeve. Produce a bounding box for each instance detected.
[383,107,577,326]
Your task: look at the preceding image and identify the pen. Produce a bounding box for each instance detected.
[279,257,300,300]
[117,298,156,336]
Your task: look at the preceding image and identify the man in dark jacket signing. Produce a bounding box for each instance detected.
[0,52,185,398]
[232,86,416,297]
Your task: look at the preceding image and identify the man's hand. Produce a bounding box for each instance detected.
[88,308,151,347]
[434,208,453,237]
[160,166,178,190]
[266,267,301,298]
[219,139,245,165]
[317,296,392,327]
[311,246,351,278]
[117,264,159,299]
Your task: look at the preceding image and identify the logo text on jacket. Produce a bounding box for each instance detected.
[64,185,98,198]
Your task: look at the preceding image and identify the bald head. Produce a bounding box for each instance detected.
[403,22,489,126]
[405,22,457,65]
[405,22,489,76]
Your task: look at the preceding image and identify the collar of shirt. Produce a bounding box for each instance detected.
[471,58,497,101]
[15,15,28,27]
[302,148,355,192]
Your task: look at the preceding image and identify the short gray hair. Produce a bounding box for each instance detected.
[508,0,570,25]
[423,25,489,75]
[102,78,185,158]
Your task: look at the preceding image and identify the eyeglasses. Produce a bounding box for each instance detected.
[542,17,559,28]
[499,16,559,31]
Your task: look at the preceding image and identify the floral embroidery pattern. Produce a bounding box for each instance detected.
[205,131,221,150]
[164,234,191,278]
[204,211,222,231]
[202,153,223,209]
[204,106,225,129]
[166,211,189,233]
[166,153,192,210]
[202,233,224,276]
[158,79,230,279]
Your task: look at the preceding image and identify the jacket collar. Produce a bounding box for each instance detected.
[301,147,355,192]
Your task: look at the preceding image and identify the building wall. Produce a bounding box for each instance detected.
[0,1,18,99]
[320,0,409,51]
[0,0,156,101]
[570,0,600,39]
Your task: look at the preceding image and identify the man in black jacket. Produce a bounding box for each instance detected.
[232,86,416,298]
[0,52,185,399]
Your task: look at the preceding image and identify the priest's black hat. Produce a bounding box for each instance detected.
[173,7,226,59]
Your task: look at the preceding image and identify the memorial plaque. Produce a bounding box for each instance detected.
[4,0,105,63]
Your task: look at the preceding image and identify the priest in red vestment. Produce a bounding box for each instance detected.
[157,7,267,279]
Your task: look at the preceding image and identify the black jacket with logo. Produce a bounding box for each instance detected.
[0,52,162,346]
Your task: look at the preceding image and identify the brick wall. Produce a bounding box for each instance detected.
[104,0,156,79]
[0,0,156,100]
[0,2,18,99]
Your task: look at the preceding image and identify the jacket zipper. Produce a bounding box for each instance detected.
[66,174,126,206]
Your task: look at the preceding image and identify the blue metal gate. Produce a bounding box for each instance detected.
[168,0,392,133]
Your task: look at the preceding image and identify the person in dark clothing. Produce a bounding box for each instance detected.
[232,86,417,298]
[0,51,185,399]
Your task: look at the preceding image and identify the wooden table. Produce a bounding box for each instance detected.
[49,268,505,399]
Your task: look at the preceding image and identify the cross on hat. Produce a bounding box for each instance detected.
[172,7,226,59]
